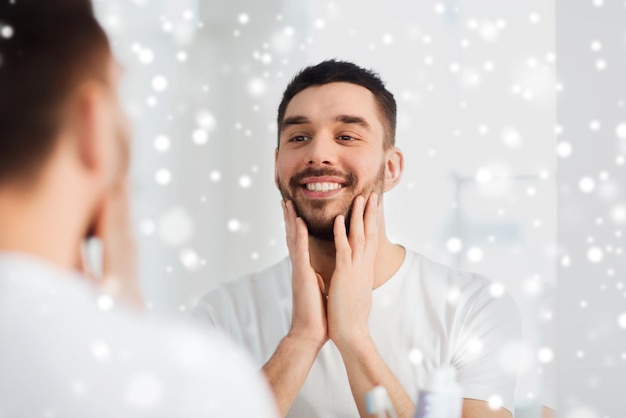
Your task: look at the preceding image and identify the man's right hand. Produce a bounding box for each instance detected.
[282,200,328,349]
[91,180,143,309]
[261,201,328,416]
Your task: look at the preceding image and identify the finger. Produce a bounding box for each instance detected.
[348,195,366,252]
[316,273,328,311]
[294,216,312,265]
[89,196,109,279]
[97,181,136,273]
[316,273,327,297]
[333,215,351,268]
[114,181,132,226]
[100,184,129,278]
[75,240,90,276]
[284,200,302,256]
[363,192,379,257]
[282,200,295,251]
[91,197,107,241]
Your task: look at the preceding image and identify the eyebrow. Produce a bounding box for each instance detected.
[334,114,372,131]
[280,115,310,132]
[280,114,372,132]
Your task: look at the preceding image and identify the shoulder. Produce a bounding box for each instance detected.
[404,250,491,297]
[193,257,291,321]
[202,256,289,300]
[118,316,279,416]
[0,261,279,417]
[404,249,520,324]
[98,311,279,415]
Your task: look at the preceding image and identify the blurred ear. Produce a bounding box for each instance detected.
[383,147,403,192]
[67,81,110,180]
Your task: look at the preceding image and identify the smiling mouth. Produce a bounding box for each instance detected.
[288,169,355,199]
[303,182,343,192]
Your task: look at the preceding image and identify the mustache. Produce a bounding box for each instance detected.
[288,167,356,190]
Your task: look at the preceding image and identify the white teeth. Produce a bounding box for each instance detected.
[306,182,341,192]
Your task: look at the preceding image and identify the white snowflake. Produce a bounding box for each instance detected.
[1,25,14,39]
[151,75,168,92]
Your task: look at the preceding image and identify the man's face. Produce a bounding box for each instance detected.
[275,82,388,241]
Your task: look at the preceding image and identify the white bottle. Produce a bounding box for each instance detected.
[414,367,463,418]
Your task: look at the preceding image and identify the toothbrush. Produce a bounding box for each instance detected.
[365,385,399,418]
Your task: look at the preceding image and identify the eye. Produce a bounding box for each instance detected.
[337,135,356,141]
[289,135,310,142]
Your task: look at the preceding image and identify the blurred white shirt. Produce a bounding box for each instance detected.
[0,252,278,418]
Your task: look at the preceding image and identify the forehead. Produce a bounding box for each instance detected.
[284,82,384,130]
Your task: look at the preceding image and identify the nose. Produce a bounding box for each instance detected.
[306,133,336,166]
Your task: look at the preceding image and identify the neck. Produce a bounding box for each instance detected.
[308,220,405,292]
[0,165,90,272]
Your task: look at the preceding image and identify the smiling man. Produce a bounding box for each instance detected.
[195,60,522,418]
[276,81,389,243]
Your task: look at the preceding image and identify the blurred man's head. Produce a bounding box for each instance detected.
[0,0,128,189]
[0,0,131,269]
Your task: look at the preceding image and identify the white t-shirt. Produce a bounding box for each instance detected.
[0,252,278,418]
[194,248,522,417]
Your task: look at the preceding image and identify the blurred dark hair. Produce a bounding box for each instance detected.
[0,0,110,184]
[276,60,397,149]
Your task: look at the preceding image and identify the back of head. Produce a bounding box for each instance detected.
[277,60,397,148]
[0,0,110,186]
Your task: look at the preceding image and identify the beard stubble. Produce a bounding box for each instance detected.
[277,163,385,241]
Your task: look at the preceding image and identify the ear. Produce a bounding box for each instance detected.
[383,147,403,192]
[68,82,109,179]
[274,147,280,189]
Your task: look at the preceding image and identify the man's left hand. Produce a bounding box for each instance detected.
[326,192,380,351]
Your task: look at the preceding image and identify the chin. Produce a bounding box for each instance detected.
[304,223,336,241]
[302,212,352,242]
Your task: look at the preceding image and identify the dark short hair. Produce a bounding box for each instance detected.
[0,0,110,185]
[276,60,397,149]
